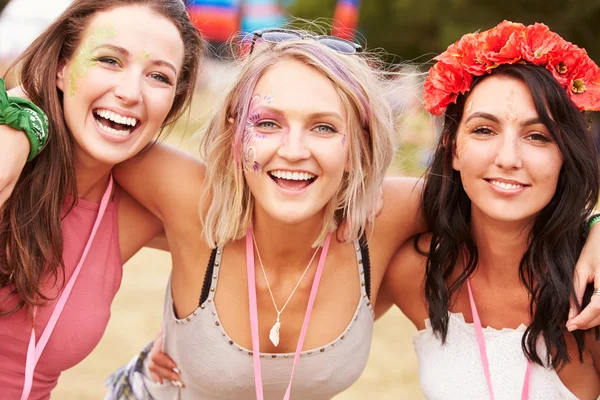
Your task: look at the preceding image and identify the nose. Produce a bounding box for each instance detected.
[113,69,143,105]
[494,133,523,170]
[276,127,311,162]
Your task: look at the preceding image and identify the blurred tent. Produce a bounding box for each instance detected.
[0,0,72,61]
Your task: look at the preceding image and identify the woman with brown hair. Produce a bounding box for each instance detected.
[0,0,203,398]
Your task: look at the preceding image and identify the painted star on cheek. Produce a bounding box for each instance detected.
[69,25,116,98]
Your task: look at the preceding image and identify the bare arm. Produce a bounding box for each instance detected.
[112,142,207,226]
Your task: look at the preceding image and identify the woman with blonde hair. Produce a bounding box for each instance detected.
[103,31,426,399]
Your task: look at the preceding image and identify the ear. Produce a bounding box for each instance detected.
[56,60,67,92]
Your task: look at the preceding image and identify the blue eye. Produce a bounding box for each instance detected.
[255,120,279,129]
[314,124,337,134]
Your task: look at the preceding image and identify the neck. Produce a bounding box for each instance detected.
[251,207,326,275]
[74,150,113,202]
[469,208,533,287]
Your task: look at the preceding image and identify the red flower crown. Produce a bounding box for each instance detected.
[423,21,600,116]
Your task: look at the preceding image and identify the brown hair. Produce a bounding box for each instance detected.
[0,0,204,316]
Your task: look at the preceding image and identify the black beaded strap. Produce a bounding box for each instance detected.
[359,234,371,300]
[199,248,218,306]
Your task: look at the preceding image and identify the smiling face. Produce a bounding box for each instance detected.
[56,5,184,167]
[243,58,350,226]
[452,75,564,225]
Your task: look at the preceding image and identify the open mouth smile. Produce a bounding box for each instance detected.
[93,108,141,137]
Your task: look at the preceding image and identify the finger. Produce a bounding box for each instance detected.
[567,295,600,331]
[151,352,178,370]
[148,362,183,384]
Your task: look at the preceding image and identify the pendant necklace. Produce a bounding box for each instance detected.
[252,231,321,347]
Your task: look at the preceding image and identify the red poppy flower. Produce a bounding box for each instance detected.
[424,61,473,116]
[567,57,600,111]
[480,21,526,67]
[521,23,565,66]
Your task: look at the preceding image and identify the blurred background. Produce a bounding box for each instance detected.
[1,0,599,398]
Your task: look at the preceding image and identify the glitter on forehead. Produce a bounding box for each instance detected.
[465,100,473,113]
[506,90,518,123]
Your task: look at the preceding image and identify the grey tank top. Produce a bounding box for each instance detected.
[143,240,374,400]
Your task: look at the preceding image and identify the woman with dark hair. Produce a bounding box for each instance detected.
[0,0,203,398]
[381,21,600,398]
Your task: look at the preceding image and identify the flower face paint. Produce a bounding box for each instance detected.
[69,25,116,98]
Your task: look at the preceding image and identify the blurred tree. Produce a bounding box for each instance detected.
[288,0,600,65]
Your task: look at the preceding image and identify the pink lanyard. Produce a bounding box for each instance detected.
[466,280,531,400]
[20,176,113,400]
[246,228,332,400]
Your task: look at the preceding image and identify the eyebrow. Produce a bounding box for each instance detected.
[464,111,543,127]
[93,44,178,76]
[257,105,344,122]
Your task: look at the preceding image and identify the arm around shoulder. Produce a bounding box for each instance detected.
[112,142,206,223]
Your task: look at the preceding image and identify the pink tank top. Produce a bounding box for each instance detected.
[0,192,122,400]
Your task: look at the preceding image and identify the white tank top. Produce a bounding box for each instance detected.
[413,312,578,399]
[144,240,374,399]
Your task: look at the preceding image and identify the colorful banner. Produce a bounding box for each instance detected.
[332,0,361,40]
[187,0,240,42]
[240,0,285,34]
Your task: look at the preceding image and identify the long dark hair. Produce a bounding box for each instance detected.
[422,63,600,368]
[0,0,204,317]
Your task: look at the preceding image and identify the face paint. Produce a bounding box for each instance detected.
[465,100,473,113]
[136,49,150,64]
[264,94,274,104]
[341,132,347,146]
[242,94,262,171]
[69,25,116,97]
[506,90,518,123]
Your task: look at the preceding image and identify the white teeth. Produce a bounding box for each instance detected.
[489,180,524,190]
[269,170,315,181]
[94,109,138,127]
[96,120,131,137]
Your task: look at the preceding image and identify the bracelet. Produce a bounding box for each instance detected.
[0,78,49,161]
[588,213,600,232]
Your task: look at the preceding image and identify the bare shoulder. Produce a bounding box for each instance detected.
[113,142,206,225]
[380,233,431,329]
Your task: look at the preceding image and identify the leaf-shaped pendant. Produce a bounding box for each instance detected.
[269,320,281,347]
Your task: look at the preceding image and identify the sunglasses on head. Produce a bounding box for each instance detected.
[249,28,363,55]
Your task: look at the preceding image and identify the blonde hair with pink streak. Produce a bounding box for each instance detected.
[200,38,396,247]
